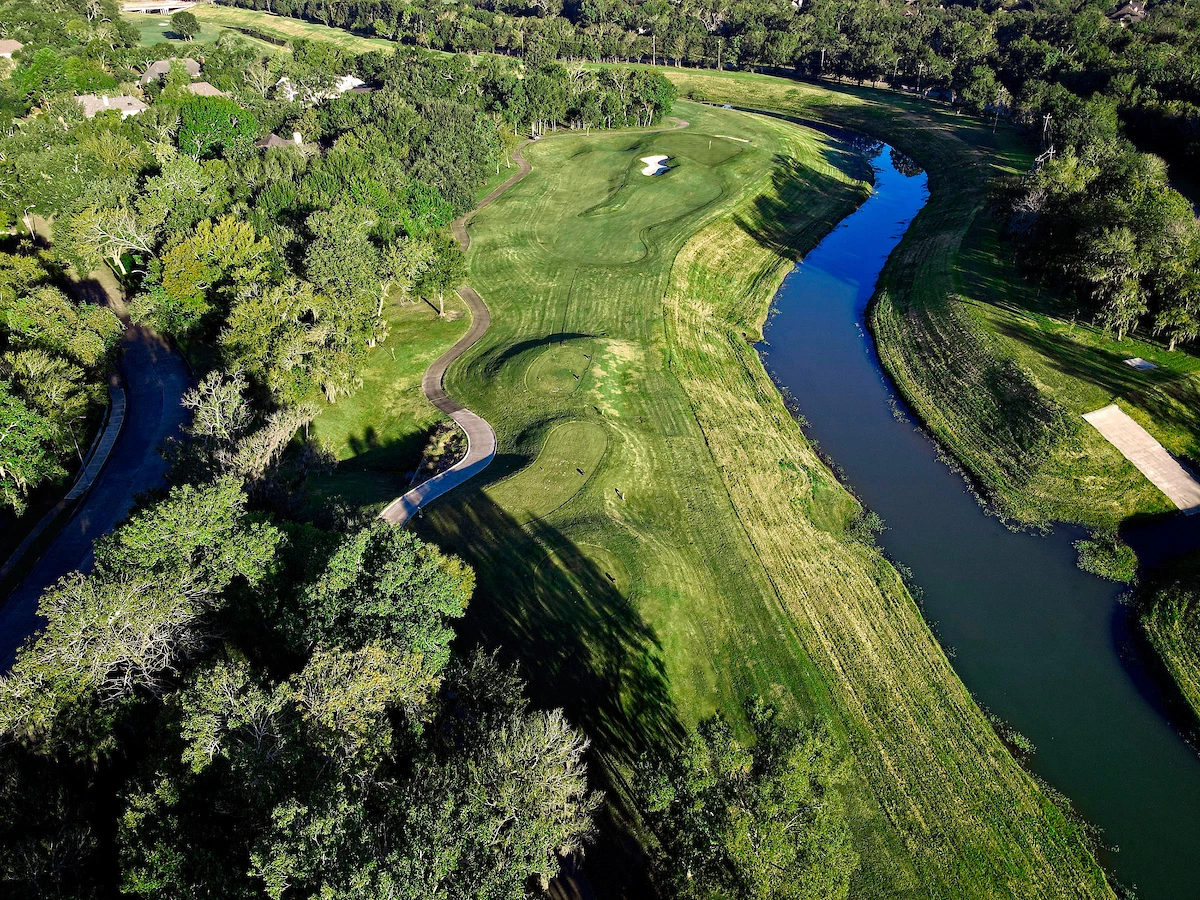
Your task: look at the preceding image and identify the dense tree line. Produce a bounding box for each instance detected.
[1001,127,1199,351]
[215,0,1200,161]
[0,472,601,897]
[0,249,121,514]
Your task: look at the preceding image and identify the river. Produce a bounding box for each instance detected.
[759,139,1200,899]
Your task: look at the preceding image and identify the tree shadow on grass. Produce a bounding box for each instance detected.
[305,428,431,512]
[414,492,680,895]
[734,153,870,262]
[416,492,683,775]
[68,277,113,308]
[991,317,1200,438]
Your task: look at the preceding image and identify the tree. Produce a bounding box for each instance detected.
[387,706,601,899]
[1155,293,1200,353]
[64,204,157,276]
[0,478,281,752]
[248,652,600,900]
[1,284,121,369]
[294,521,473,663]
[0,381,62,514]
[6,349,97,462]
[177,98,260,159]
[171,10,200,40]
[137,216,272,335]
[11,48,68,104]
[637,700,858,900]
[303,203,381,310]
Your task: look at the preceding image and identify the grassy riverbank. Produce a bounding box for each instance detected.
[1140,551,1200,719]
[664,68,1200,530]
[408,100,1110,898]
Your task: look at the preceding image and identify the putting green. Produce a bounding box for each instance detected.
[547,133,742,264]
[483,420,607,523]
[525,341,593,395]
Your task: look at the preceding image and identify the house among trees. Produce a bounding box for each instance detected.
[275,74,369,103]
[75,94,147,118]
[256,130,318,152]
[0,39,22,58]
[139,57,201,84]
[1108,0,1146,23]
[185,81,229,98]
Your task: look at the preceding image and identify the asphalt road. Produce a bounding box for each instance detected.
[0,325,191,669]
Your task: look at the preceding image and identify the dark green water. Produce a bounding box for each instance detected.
[760,141,1200,899]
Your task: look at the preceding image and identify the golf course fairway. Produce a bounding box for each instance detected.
[412,101,1111,898]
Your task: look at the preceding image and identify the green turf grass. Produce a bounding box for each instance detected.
[188,4,400,54]
[405,101,1111,899]
[124,10,280,52]
[662,69,1200,531]
[484,420,608,524]
[303,293,469,510]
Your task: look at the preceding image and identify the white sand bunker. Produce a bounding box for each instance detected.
[640,155,670,175]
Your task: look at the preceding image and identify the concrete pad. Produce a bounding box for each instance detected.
[1083,404,1200,515]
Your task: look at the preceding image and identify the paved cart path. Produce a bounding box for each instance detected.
[1083,403,1200,514]
[380,119,689,525]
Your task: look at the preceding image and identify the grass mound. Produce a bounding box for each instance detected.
[526,341,594,395]
[485,420,608,524]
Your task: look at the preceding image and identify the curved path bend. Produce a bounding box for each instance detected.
[0,325,190,668]
[380,118,689,526]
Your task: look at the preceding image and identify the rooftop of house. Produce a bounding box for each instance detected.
[76,94,148,118]
[1109,0,1146,20]
[276,74,370,103]
[185,81,229,98]
[139,57,201,84]
[334,75,366,93]
[256,131,317,152]
[256,133,295,149]
[0,39,23,57]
